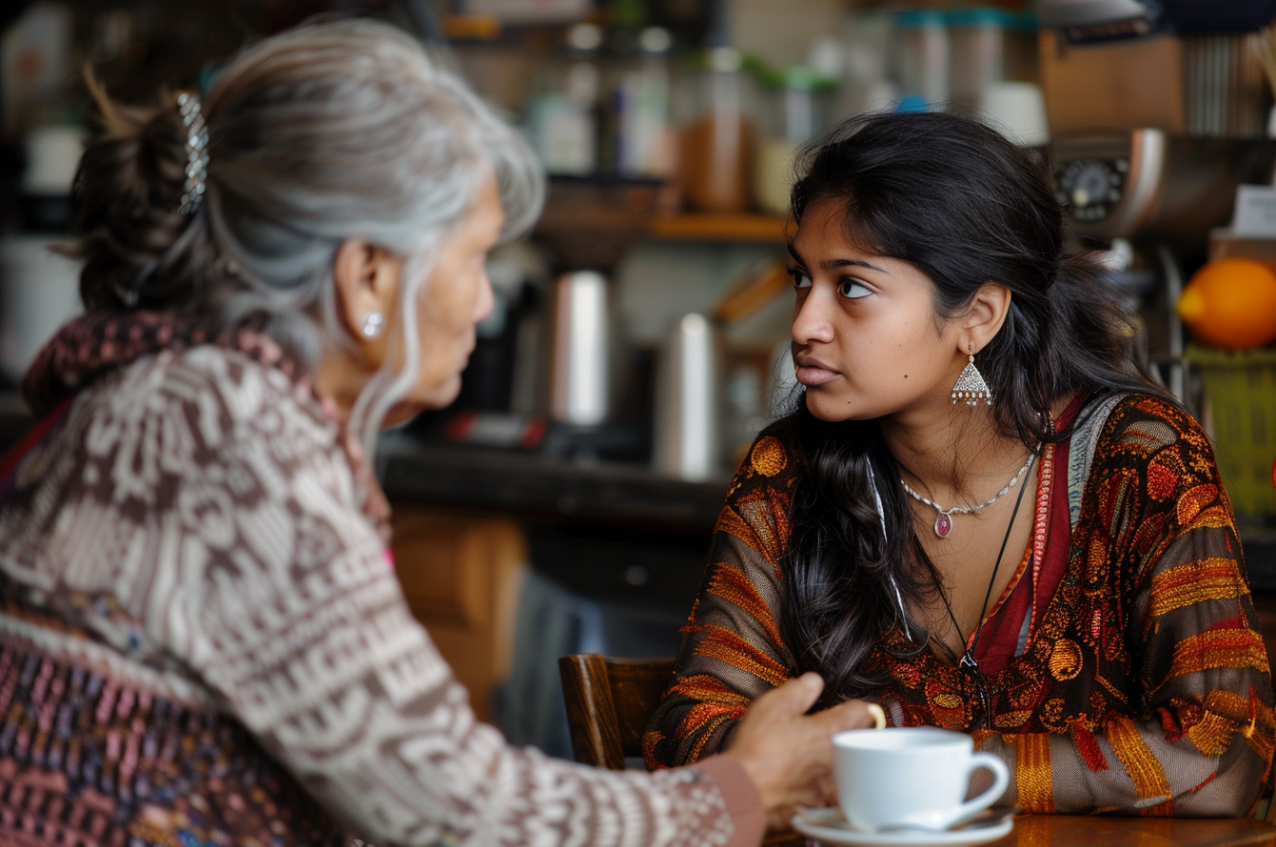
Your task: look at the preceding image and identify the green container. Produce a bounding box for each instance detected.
[1188,345,1276,518]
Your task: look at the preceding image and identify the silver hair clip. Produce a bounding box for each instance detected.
[176,92,209,215]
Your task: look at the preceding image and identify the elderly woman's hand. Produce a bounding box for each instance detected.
[726,673,879,830]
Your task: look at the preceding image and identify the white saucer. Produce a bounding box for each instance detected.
[790,807,1014,847]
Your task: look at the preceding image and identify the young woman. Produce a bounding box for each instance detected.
[0,21,876,847]
[644,111,1274,816]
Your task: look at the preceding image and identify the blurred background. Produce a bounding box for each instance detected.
[4,0,1276,762]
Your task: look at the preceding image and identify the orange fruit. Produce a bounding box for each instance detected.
[1177,258,1276,350]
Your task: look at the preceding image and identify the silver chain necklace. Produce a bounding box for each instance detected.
[900,453,1035,539]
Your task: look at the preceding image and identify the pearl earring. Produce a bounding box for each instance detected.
[361,312,385,338]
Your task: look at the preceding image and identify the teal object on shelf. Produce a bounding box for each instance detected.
[895,95,930,113]
[895,9,947,28]
[946,8,1038,30]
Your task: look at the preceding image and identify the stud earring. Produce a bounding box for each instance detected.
[361,312,385,338]
[952,354,992,406]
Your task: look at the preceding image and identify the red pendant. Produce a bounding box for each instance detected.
[935,513,952,538]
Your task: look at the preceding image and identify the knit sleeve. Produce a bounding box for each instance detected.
[974,396,1275,816]
[129,350,767,847]
[644,432,801,770]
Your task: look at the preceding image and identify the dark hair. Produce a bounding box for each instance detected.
[70,79,225,315]
[777,111,1164,706]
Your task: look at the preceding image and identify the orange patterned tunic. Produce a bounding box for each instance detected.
[644,393,1275,816]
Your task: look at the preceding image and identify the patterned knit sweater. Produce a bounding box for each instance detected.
[644,393,1275,816]
[0,314,764,847]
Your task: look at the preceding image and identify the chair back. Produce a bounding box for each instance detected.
[558,654,806,847]
[558,654,675,770]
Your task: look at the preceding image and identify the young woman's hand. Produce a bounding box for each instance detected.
[726,673,880,829]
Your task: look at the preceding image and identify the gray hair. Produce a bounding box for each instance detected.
[203,20,542,451]
[76,19,542,457]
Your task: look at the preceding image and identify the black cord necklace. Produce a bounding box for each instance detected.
[935,454,1036,730]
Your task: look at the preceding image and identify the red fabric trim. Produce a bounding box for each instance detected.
[1189,771,1219,793]
[971,395,1083,674]
[1074,725,1110,772]
[1035,434,1073,626]
[971,546,1033,672]
[0,397,75,498]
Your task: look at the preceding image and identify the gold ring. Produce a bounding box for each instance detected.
[867,703,886,730]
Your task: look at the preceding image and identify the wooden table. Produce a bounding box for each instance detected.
[997,815,1276,847]
[785,815,1276,847]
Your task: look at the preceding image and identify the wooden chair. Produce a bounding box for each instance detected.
[558,654,803,846]
[1249,592,1276,824]
[558,654,674,770]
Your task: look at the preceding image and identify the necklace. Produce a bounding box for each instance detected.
[901,452,1035,538]
[935,457,1032,730]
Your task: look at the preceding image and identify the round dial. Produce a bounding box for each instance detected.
[1055,158,1125,224]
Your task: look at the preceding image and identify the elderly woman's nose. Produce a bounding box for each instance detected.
[474,273,496,324]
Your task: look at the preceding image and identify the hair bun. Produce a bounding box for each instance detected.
[71,82,202,309]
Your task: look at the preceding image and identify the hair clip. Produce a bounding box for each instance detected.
[176,92,209,215]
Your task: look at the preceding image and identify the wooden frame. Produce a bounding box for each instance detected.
[558,654,675,770]
[558,653,803,846]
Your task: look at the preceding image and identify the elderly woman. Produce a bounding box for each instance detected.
[0,20,874,847]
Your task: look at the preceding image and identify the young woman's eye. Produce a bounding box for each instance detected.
[837,278,872,299]
[788,267,812,289]
[788,266,812,289]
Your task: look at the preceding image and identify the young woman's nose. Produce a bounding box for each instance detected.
[792,290,836,345]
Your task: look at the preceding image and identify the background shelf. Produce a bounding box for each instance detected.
[647,213,789,243]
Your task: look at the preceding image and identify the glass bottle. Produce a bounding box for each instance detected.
[613,26,674,179]
[526,23,604,176]
[680,46,754,212]
[754,66,833,217]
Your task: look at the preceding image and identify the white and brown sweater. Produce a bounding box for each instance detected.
[0,313,765,847]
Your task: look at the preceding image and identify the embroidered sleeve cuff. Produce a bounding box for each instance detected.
[695,754,767,847]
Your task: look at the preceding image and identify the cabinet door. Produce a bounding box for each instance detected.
[391,508,527,722]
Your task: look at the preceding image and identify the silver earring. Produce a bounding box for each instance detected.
[952,354,992,406]
[361,312,385,338]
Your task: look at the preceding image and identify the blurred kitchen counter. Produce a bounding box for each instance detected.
[379,433,729,533]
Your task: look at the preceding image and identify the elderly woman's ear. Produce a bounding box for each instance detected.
[332,239,403,367]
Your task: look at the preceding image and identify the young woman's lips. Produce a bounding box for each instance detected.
[795,363,841,386]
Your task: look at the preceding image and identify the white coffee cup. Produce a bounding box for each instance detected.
[832,727,1009,832]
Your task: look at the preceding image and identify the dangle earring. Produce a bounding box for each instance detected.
[952,354,992,406]
[362,312,385,338]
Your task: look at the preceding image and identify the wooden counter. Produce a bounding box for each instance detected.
[995,814,1275,847]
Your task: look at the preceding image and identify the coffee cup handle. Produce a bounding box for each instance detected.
[947,752,1010,829]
